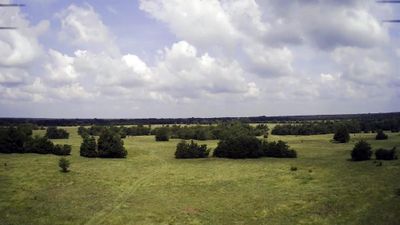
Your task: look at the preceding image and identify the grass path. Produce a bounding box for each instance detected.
[84,146,170,225]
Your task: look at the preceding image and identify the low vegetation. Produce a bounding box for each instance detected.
[175,140,209,159]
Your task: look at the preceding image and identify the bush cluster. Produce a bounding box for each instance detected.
[80,129,127,158]
[213,135,263,159]
[350,140,398,161]
[375,148,397,160]
[0,126,71,155]
[45,127,69,139]
[155,127,170,141]
[213,135,296,159]
[175,140,210,159]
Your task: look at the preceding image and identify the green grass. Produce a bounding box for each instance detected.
[1,127,400,225]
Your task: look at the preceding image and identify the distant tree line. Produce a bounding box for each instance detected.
[78,125,151,139]
[272,118,400,136]
[154,122,269,141]
[0,126,71,155]
[1,112,399,126]
[78,122,269,142]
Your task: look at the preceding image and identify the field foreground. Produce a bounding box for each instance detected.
[1,127,400,225]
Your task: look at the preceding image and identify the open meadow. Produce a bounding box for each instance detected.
[1,126,400,225]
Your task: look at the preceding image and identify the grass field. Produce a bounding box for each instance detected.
[1,127,400,225]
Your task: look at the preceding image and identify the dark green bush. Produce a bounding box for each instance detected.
[0,127,28,153]
[53,144,72,156]
[175,140,209,159]
[98,130,127,158]
[262,140,297,158]
[45,127,69,139]
[375,147,397,160]
[213,135,262,159]
[80,136,97,158]
[155,127,170,141]
[351,140,372,161]
[333,126,350,143]
[25,136,55,154]
[375,130,388,140]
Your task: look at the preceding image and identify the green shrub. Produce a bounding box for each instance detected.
[25,136,55,154]
[375,147,397,160]
[213,135,262,159]
[58,157,70,173]
[53,144,72,156]
[80,136,97,158]
[351,140,372,161]
[175,140,209,159]
[98,130,127,158]
[262,140,297,158]
[333,126,350,143]
[45,127,69,139]
[375,130,388,140]
[155,127,170,142]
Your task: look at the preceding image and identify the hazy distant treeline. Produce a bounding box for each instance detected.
[0,112,399,126]
[272,118,400,135]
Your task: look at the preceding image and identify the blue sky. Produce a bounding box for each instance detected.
[0,0,399,118]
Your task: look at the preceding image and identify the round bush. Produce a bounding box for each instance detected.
[98,130,127,158]
[155,128,170,142]
[351,140,372,161]
[333,126,350,143]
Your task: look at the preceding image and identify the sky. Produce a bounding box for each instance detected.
[0,0,399,118]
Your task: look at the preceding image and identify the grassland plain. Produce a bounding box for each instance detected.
[1,127,400,225]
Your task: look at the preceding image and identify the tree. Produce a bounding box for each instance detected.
[375,130,388,140]
[213,135,262,159]
[351,140,372,161]
[155,127,169,141]
[175,140,209,159]
[97,130,127,158]
[80,136,97,157]
[59,157,70,173]
[333,126,350,143]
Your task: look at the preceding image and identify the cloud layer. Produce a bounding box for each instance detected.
[0,0,399,117]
